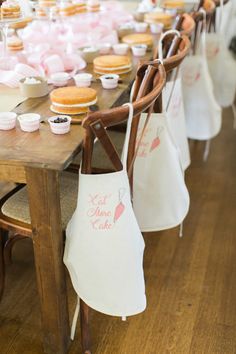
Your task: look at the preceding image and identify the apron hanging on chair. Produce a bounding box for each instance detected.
[162,69,191,171]
[133,30,190,232]
[181,10,222,141]
[64,103,146,321]
[205,0,236,108]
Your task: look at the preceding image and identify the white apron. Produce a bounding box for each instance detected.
[206,0,236,108]
[163,72,191,171]
[133,109,190,232]
[64,103,146,320]
[132,30,190,232]
[181,14,222,141]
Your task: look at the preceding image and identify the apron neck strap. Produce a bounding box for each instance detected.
[158,29,181,61]
[121,102,134,171]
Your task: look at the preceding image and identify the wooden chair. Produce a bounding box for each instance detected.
[93,33,191,177]
[0,62,166,352]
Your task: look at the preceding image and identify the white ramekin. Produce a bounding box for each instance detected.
[0,112,17,130]
[112,43,129,55]
[150,22,164,34]
[74,73,93,87]
[131,44,147,57]
[134,22,148,33]
[48,116,71,135]
[18,113,41,132]
[100,74,119,89]
[50,72,70,87]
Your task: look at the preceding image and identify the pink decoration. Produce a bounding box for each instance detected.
[150,136,160,152]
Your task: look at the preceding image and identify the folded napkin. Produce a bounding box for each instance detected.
[0,85,27,113]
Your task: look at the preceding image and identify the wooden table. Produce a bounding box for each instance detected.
[0,53,150,354]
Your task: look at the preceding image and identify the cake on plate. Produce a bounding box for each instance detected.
[93,55,132,75]
[50,87,97,115]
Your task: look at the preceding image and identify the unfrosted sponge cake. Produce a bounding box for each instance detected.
[144,12,172,28]
[50,87,97,115]
[122,33,153,48]
[93,55,132,75]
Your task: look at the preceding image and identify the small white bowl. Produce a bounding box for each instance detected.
[134,22,148,33]
[74,73,93,87]
[0,112,17,130]
[150,22,164,34]
[18,113,41,132]
[112,43,129,55]
[99,43,111,54]
[50,72,70,87]
[80,46,99,63]
[48,116,71,135]
[100,74,119,89]
[131,44,147,57]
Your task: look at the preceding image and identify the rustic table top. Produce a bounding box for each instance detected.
[0,52,152,171]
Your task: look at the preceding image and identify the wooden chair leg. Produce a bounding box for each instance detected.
[80,299,91,354]
[4,234,28,265]
[0,229,8,301]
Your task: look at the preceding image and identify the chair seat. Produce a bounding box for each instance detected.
[1,172,78,229]
[1,130,125,228]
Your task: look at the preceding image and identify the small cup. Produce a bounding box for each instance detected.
[99,43,111,54]
[150,22,164,34]
[50,72,70,87]
[48,116,71,135]
[100,74,119,89]
[131,44,147,57]
[18,113,41,132]
[134,22,148,33]
[80,46,99,64]
[74,73,93,87]
[0,112,17,130]
[112,43,129,55]
[117,23,134,39]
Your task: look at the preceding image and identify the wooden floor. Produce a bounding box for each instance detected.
[0,107,236,354]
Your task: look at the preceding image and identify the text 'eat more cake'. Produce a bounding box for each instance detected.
[0,0,21,20]
[93,55,132,75]
[50,87,97,115]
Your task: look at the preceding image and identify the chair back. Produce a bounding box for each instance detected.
[81,63,166,182]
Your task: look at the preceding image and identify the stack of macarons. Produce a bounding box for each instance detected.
[7,36,24,51]
[93,55,132,75]
[59,2,76,17]
[87,0,100,12]
[0,0,21,20]
[50,87,97,115]
[38,0,57,8]
[72,0,87,13]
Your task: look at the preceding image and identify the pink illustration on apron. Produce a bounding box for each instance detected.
[114,188,126,223]
[182,63,201,86]
[150,127,163,152]
[87,193,113,230]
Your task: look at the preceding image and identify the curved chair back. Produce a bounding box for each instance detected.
[82,63,166,179]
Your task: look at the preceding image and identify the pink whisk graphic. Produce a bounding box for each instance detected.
[113,188,126,223]
[150,127,163,152]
